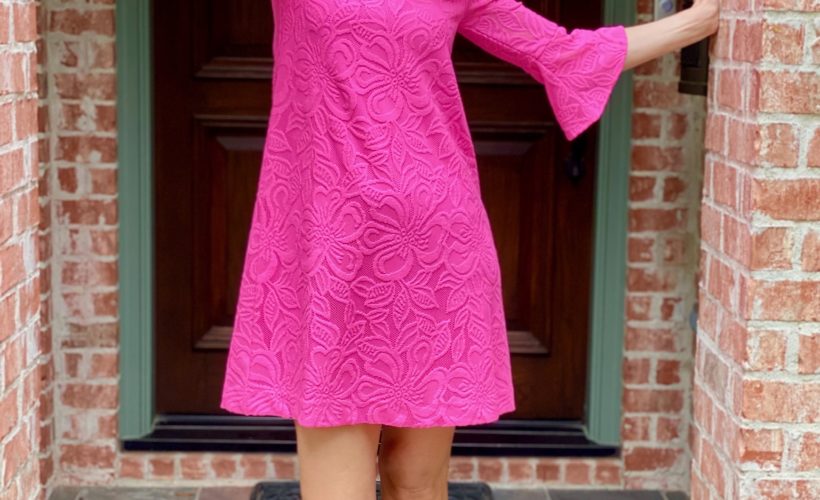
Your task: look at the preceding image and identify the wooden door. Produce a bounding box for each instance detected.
[153,0,604,420]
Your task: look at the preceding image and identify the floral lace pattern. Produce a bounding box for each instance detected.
[220,0,628,427]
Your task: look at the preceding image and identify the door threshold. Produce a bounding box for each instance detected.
[121,414,620,457]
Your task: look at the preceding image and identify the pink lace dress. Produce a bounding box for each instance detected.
[220,0,628,427]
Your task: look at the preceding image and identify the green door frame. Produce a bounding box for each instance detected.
[116,0,635,445]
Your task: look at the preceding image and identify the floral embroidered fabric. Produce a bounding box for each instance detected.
[220,0,628,427]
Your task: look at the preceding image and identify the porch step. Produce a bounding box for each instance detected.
[250,480,493,499]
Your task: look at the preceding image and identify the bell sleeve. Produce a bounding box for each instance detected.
[456,0,628,141]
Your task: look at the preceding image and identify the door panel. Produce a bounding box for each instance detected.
[153,0,603,419]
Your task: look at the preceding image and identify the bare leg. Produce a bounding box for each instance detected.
[377,425,456,500]
[295,421,382,500]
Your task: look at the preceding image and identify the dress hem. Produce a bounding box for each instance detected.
[219,400,518,429]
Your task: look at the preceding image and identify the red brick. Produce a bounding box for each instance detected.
[633,80,682,108]
[0,5,9,44]
[56,199,117,225]
[802,231,820,271]
[180,454,208,480]
[534,460,560,482]
[49,9,115,36]
[448,457,474,480]
[701,439,727,497]
[506,458,534,482]
[148,456,175,478]
[742,379,820,423]
[746,330,786,371]
[625,327,678,352]
[89,167,116,194]
[760,123,798,167]
[723,214,751,267]
[60,383,117,409]
[733,20,763,62]
[56,167,78,194]
[89,352,118,378]
[631,145,684,171]
[718,68,744,111]
[56,136,117,163]
[0,149,24,194]
[12,3,37,42]
[622,416,651,441]
[662,176,686,203]
[119,456,145,479]
[629,208,687,232]
[90,229,117,256]
[726,118,760,165]
[0,102,12,143]
[240,455,268,479]
[61,260,118,287]
[737,428,783,469]
[753,178,820,220]
[632,112,661,139]
[657,417,682,442]
[477,458,502,481]
[809,128,820,168]
[212,456,238,479]
[272,455,296,479]
[758,70,820,114]
[3,424,31,484]
[54,73,116,101]
[59,443,115,470]
[751,227,792,270]
[624,447,682,471]
[593,462,621,485]
[798,334,820,374]
[656,359,681,385]
[0,386,19,438]
[796,432,820,471]
[627,237,654,263]
[763,21,805,64]
[629,176,656,202]
[3,334,23,389]
[565,462,590,484]
[623,388,684,413]
[625,295,652,321]
[0,293,17,342]
[707,256,736,313]
[59,102,117,132]
[749,279,820,321]
[623,357,651,384]
[627,267,679,292]
[666,112,687,141]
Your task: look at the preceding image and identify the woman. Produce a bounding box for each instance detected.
[220,0,720,499]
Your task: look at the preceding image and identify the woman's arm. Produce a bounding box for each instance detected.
[623,0,720,71]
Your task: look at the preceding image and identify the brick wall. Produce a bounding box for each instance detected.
[0,0,50,498]
[691,0,820,499]
[620,0,707,490]
[38,0,118,487]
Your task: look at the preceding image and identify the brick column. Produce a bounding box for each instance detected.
[0,0,50,498]
[39,0,119,485]
[692,1,819,498]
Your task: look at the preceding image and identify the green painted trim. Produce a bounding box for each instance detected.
[116,0,155,440]
[585,0,636,446]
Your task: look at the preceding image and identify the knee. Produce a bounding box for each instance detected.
[378,450,447,499]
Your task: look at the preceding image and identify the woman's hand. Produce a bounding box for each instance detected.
[622,0,721,71]
[692,0,720,36]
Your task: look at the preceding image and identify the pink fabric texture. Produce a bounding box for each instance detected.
[220,0,628,427]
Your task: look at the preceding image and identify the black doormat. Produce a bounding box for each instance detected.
[250,480,493,499]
